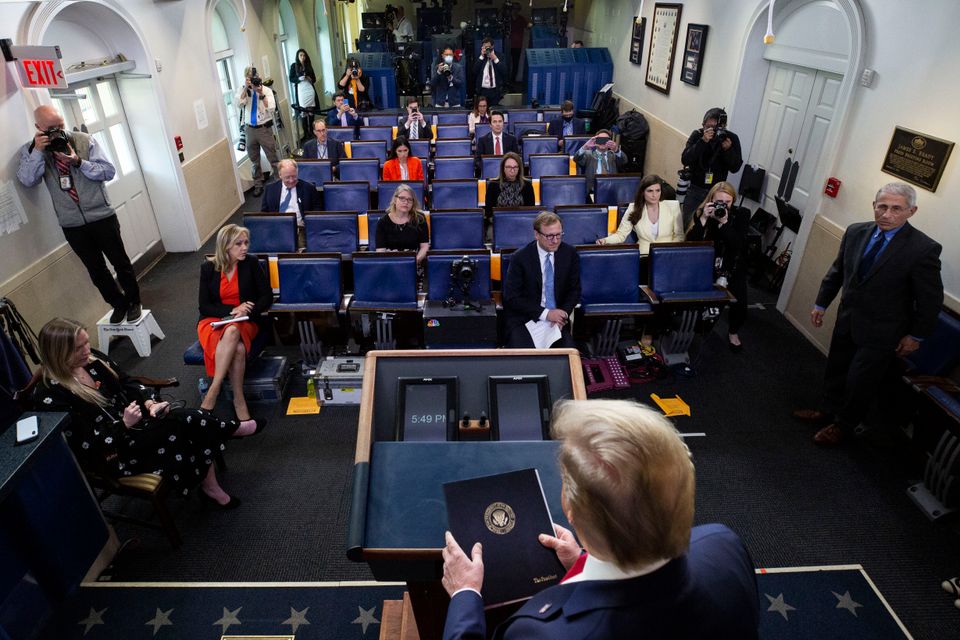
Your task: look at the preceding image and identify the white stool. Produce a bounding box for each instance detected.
[96,309,165,357]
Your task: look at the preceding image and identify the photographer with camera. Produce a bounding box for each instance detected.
[399,98,432,140]
[17,105,142,324]
[686,181,750,352]
[431,47,465,108]
[237,66,279,198]
[475,37,505,105]
[326,93,359,128]
[680,107,743,229]
[574,129,627,192]
[338,58,368,110]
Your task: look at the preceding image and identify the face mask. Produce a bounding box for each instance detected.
[444,55,454,64]
[562,115,573,122]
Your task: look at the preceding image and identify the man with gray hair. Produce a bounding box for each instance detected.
[795,182,943,445]
[441,398,759,638]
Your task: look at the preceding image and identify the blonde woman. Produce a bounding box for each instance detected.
[598,175,684,254]
[374,183,430,264]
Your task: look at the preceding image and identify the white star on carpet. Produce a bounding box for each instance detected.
[78,607,107,635]
[145,608,174,636]
[833,590,863,616]
[282,606,310,633]
[213,606,242,633]
[351,605,380,635]
[765,592,796,620]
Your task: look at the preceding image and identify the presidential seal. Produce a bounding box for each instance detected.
[484,502,516,535]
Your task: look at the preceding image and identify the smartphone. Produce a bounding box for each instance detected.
[16,415,39,445]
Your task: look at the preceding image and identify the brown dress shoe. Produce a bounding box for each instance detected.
[813,424,845,445]
[793,409,830,423]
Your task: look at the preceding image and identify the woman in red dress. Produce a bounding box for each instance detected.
[197,224,272,421]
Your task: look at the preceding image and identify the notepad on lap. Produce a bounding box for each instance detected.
[443,468,565,608]
[211,315,249,328]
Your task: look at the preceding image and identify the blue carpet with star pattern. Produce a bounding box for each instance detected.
[40,567,908,639]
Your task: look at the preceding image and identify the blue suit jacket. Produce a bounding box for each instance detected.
[260,179,321,214]
[443,524,759,640]
[546,116,587,139]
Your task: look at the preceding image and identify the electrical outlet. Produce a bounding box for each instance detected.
[859,68,875,87]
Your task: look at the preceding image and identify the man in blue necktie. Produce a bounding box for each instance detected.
[237,66,279,197]
[795,182,943,445]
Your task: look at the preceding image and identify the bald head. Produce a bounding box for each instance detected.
[34,105,65,131]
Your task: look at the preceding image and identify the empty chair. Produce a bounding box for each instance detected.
[323,181,370,212]
[430,209,485,250]
[435,111,469,125]
[529,154,571,178]
[480,155,502,180]
[349,140,388,165]
[338,158,381,186]
[426,249,492,302]
[515,122,550,137]
[272,255,343,312]
[434,156,477,180]
[326,126,355,143]
[366,211,385,250]
[243,214,297,253]
[506,110,539,135]
[563,135,592,157]
[350,253,419,311]
[409,139,431,165]
[435,138,473,157]
[522,137,560,167]
[437,124,470,139]
[541,109,561,122]
[475,123,492,140]
[378,181,426,210]
[365,114,401,127]
[492,208,541,251]
[432,179,479,210]
[304,213,359,254]
[594,174,644,207]
[296,160,333,186]
[539,175,588,209]
[359,126,393,142]
[555,206,609,245]
[577,245,654,355]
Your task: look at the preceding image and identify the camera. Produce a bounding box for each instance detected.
[249,67,263,88]
[712,201,728,218]
[714,111,729,140]
[446,255,479,308]
[44,128,71,154]
[440,62,452,77]
[595,136,610,147]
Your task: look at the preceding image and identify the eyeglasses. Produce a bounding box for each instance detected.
[875,204,909,214]
[395,196,414,203]
[537,231,564,241]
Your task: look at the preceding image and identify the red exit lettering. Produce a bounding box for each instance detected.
[22,59,58,86]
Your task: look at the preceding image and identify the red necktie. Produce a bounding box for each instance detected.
[560,553,588,583]
[495,136,502,155]
[55,156,79,203]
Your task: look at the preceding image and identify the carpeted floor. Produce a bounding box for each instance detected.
[89,193,960,640]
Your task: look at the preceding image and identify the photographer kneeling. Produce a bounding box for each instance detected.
[686,182,749,352]
[432,47,464,108]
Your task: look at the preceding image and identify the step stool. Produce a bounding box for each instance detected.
[97,309,165,357]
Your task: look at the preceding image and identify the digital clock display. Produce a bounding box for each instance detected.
[403,383,449,441]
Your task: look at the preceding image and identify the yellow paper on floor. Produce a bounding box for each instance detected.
[651,394,690,417]
[287,397,321,415]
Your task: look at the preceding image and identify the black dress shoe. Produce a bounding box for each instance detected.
[252,186,263,197]
[230,418,268,440]
[126,303,143,322]
[201,492,241,510]
[728,341,743,353]
[109,305,127,323]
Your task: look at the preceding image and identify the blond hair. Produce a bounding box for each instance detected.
[533,210,561,232]
[38,318,113,407]
[210,224,250,272]
[552,399,695,569]
[385,184,425,228]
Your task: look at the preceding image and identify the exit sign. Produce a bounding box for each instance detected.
[10,45,67,90]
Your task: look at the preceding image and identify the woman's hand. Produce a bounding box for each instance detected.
[122,401,142,428]
[148,401,170,418]
[596,238,606,245]
[231,301,254,316]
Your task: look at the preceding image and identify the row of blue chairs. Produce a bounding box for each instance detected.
[363,108,564,132]
[325,152,575,182]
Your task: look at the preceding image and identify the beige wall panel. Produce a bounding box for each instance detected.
[784,215,844,354]
[615,94,687,186]
[184,138,244,244]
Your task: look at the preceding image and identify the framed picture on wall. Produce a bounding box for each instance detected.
[630,17,646,65]
[645,4,683,94]
[681,24,709,86]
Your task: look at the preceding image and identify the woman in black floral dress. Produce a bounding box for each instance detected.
[33,318,262,508]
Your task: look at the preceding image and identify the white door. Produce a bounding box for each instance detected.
[53,79,162,266]
[751,62,842,249]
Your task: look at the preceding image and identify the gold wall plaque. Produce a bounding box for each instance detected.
[881,126,954,192]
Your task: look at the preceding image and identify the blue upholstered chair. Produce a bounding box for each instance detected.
[480,155,502,179]
[243,214,297,253]
[435,138,473,157]
[431,179,479,210]
[529,153,571,178]
[409,139,431,165]
[506,110,539,135]
[304,213,359,254]
[426,250,492,302]
[430,209,485,250]
[365,114,401,127]
[366,211,386,251]
[435,111,469,125]
[555,206,608,246]
[296,160,333,186]
[323,181,370,213]
[645,242,734,305]
[515,122,550,138]
[326,126,356,143]
[349,140,388,165]
[434,156,477,180]
[436,124,470,139]
[272,254,343,312]
[903,308,960,375]
[492,208,541,251]
[338,159,381,186]
[475,123,492,140]
[577,245,653,317]
[521,137,560,167]
[359,126,393,142]
[350,253,419,311]
[377,181,426,210]
[594,174,644,207]
[539,175,587,209]
[563,135,591,157]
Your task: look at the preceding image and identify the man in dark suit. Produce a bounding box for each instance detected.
[326,93,359,127]
[474,37,506,105]
[398,97,432,140]
[574,129,627,192]
[302,120,345,170]
[475,111,518,158]
[260,159,321,250]
[546,100,586,139]
[441,398,759,640]
[502,211,581,348]
[796,182,943,445]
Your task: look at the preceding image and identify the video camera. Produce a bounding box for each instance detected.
[44,128,71,154]
[446,255,480,309]
[714,109,729,141]
[249,66,263,88]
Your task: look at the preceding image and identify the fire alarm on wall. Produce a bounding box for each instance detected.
[824,177,841,198]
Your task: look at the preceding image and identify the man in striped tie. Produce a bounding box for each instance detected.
[17,105,141,323]
[441,399,760,639]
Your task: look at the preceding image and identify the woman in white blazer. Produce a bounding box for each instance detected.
[597,175,684,254]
